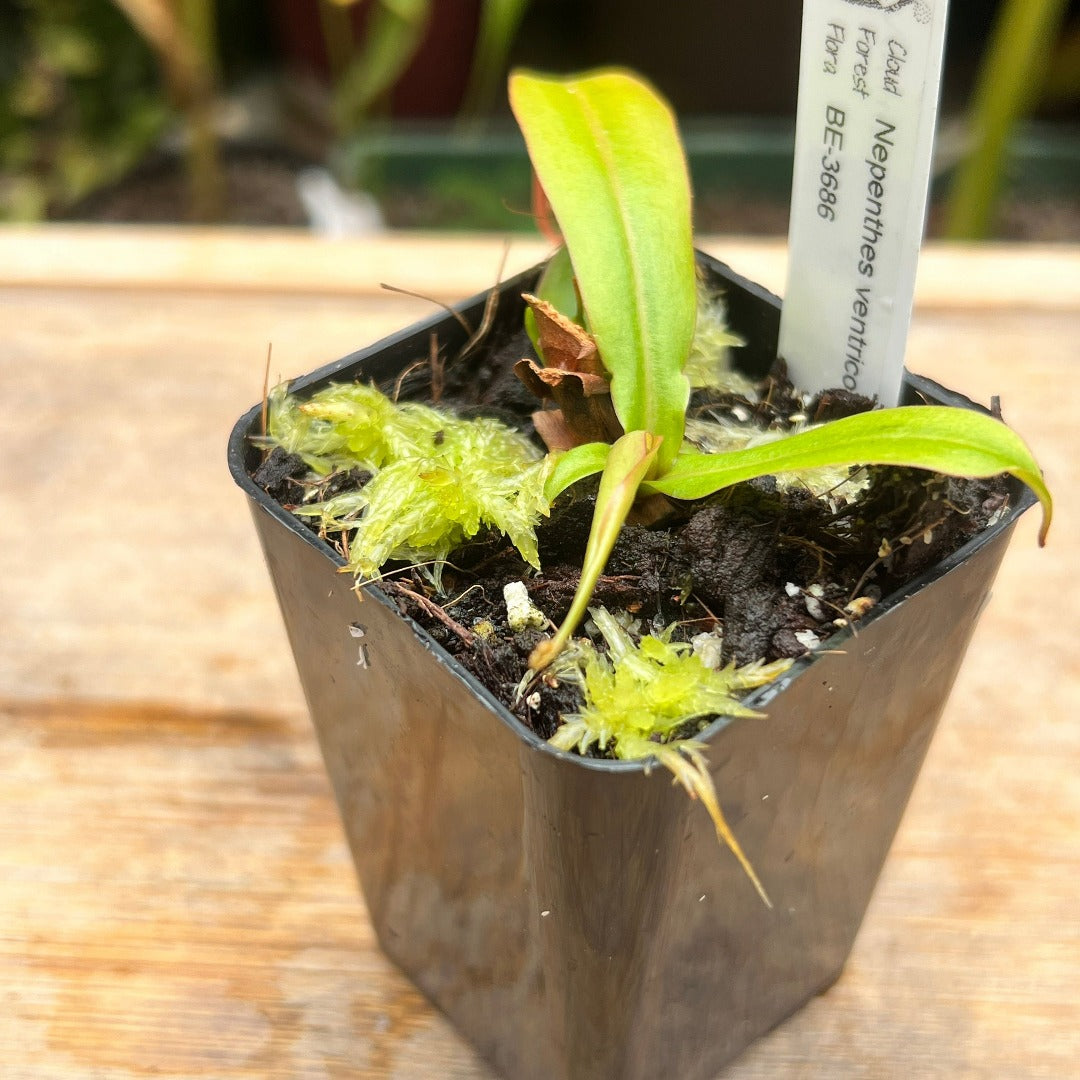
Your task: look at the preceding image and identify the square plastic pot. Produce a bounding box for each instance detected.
[228,255,1034,1080]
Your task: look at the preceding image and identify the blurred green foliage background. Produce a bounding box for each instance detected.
[0,0,168,219]
[1,0,1077,237]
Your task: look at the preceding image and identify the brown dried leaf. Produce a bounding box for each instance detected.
[522,293,604,376]
[514,359,608,400]
[531,409,576,452]
[514,359,623,451]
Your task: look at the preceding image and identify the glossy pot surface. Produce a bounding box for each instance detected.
[228,256,1032,1080]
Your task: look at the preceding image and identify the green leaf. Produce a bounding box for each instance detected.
[543,440,609,503]
[509,69,696,471]
[643,406,1052,544]
[530,431,662,670]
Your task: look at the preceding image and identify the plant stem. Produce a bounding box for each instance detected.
[179,0,224,222]
[944,0,1069,239]
[317,0,358,85]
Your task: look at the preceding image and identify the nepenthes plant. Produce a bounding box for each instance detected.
[263,67,1052,904]
[508,68,1051,673]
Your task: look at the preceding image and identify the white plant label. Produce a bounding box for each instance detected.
[779,0,949,405]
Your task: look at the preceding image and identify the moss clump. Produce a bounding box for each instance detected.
[266,382,550,586]
[546,607,791,904]
[683,276,751,393]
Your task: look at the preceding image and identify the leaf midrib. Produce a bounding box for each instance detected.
[576,86,654,433]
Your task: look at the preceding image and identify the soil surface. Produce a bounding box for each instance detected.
[253,321,1011,743]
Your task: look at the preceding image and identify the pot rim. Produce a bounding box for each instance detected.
[228,260,1036,773]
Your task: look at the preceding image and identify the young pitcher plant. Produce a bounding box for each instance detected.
[509,69,1052,674]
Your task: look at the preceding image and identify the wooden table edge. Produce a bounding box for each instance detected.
[1,225,1077,313]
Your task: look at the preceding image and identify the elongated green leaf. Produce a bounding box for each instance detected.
[509,69,695,470]
[530,431,662,670]
[643,406,1052,544]
[543,440,609,503]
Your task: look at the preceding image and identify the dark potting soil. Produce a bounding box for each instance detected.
[253,322,1011,743]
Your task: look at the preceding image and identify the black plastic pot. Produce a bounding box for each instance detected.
[228,255,1034,1080]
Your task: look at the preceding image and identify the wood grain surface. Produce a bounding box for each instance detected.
[1,228,1077,1078]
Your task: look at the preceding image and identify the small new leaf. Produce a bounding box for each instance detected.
[529,431,661,670]
[543,442,610,503]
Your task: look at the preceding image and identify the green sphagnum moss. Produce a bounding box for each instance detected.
[544,607,792,906]
[267,381,550,587]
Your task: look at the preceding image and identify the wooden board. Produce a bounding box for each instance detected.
[1,226,1079,310]
[1,228,1077,1078]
